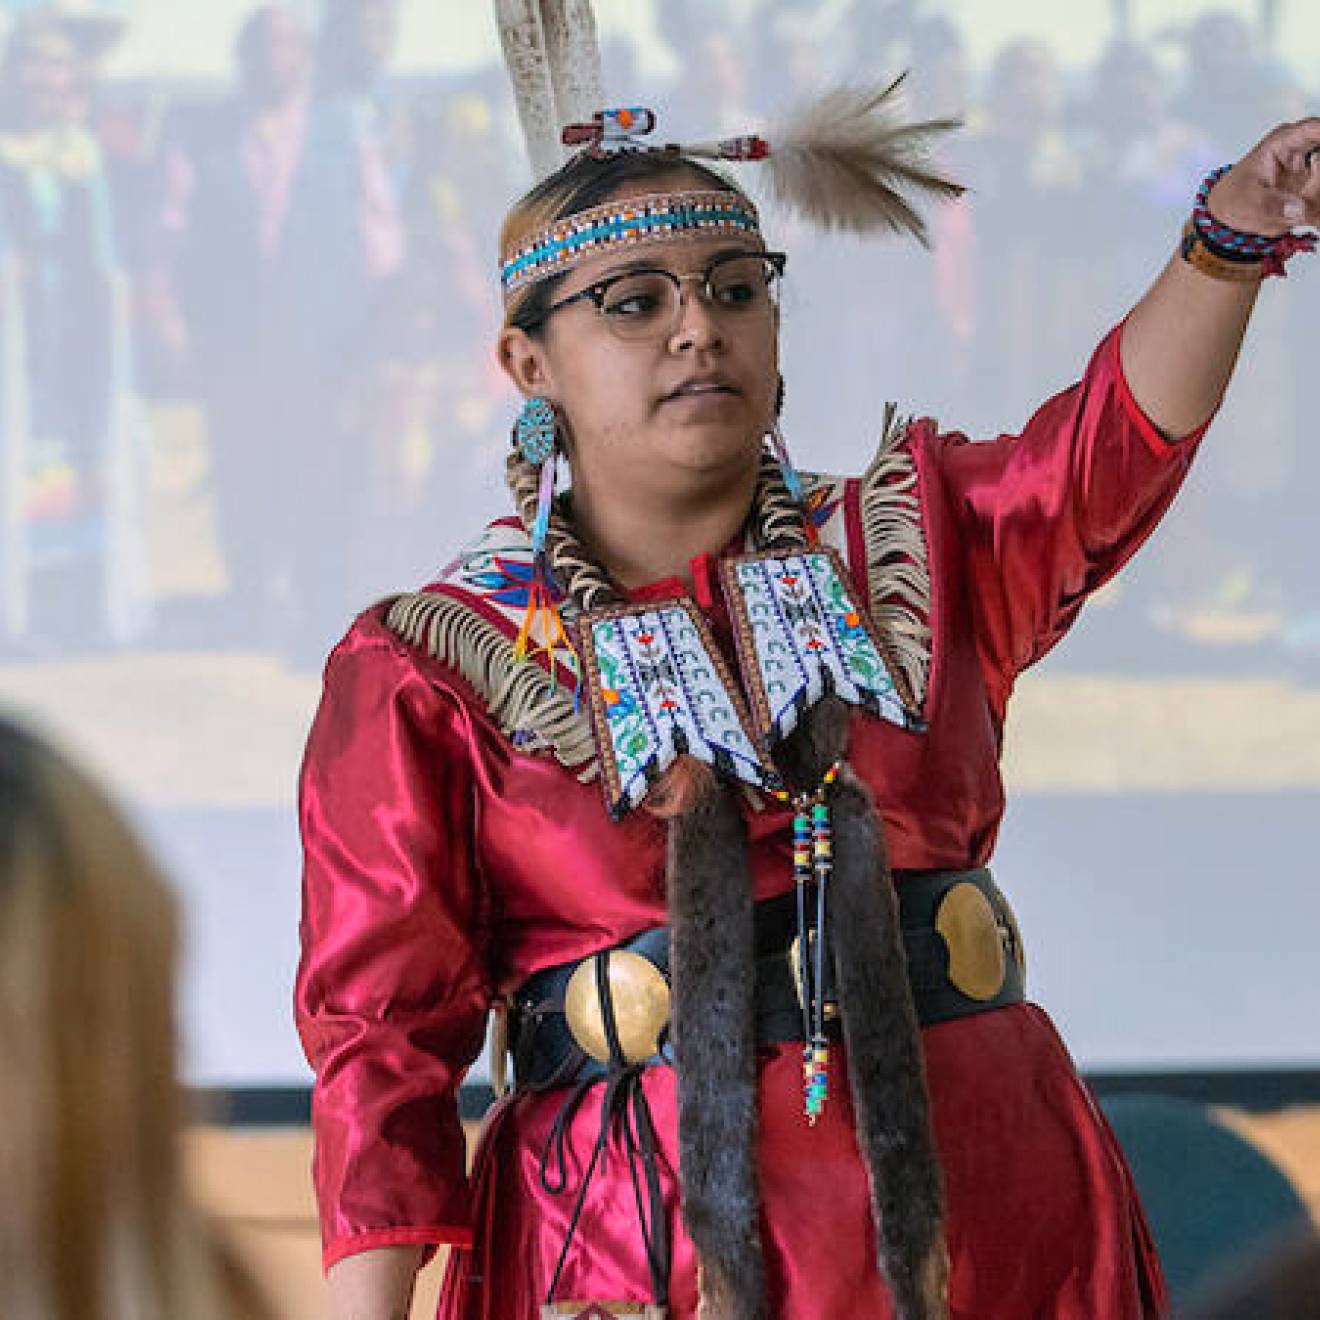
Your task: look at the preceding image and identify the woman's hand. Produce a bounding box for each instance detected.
[1118,117,1318,441]
[1207,118,1320,236]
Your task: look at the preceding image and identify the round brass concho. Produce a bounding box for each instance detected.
[564,950,671,1065]
[935,882,1007,1002]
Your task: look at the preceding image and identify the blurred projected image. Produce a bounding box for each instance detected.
[0,0,513,672]
[0,5,147,650]
[0,0,1318,1092]
[0,0,1314,680]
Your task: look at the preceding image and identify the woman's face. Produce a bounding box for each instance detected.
[500,182,780,501]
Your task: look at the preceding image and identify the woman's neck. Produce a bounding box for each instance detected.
[567,460,760,592]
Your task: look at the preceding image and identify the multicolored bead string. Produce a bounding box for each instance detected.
[775,760,842,1123]
[512,450,579,699]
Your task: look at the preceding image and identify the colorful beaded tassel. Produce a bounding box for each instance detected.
[775,760,841,1122]
[513,450,577,695]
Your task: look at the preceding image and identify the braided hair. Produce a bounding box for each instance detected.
[500,150,810,610]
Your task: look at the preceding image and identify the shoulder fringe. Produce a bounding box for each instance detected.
[382,418,929,780]
[384,590,599,781]
[860,403,932,711]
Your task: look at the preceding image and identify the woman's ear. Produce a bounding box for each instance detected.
[497,326,555,399]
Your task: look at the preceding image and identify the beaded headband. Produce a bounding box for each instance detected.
[500,187,762,296]
[498,88,964,305]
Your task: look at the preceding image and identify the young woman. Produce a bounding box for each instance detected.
[296,93,1319,1319]
[0,716,272,1320]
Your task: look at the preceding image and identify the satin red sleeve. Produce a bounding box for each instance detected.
[930,322,1210,709]
[294,618,492,1271]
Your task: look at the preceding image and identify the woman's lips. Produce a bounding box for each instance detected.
[662,381,741,404]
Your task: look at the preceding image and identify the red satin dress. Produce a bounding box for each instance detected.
[295,327,1206,1318]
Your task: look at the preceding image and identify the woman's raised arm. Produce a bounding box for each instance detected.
[1121,118,1319,440]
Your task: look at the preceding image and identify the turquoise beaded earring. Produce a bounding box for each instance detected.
[515,394,557,465]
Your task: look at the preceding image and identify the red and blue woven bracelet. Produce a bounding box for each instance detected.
[1191,164,1316,278]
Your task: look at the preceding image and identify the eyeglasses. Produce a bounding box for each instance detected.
[539,250,787,342]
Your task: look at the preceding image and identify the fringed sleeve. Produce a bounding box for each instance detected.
[294,611,491,1271]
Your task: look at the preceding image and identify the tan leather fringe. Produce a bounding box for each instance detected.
[384,590,598,780]
[859,405,932,712]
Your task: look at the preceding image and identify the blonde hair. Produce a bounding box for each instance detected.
[0,717,270,1320]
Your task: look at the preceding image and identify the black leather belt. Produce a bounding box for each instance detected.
[509,867,1025,1093]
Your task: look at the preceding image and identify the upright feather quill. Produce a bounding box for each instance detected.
[539,0,604,140]
[762,75,964,243]
[495,0,605,182]
[494,0,561,179]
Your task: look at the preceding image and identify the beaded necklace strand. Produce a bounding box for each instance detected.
[776,759,842,1123]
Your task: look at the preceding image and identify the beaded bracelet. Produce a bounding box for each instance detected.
[1179,223,1270,283]
[1184,164,1317,281]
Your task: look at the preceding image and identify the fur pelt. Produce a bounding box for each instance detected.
[666,702,946,1317]
[666,762,766,1319]
[779,700,949,1319]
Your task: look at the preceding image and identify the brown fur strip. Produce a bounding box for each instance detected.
[780,702,948,1318]
[665,764,766,1319]
[831,770,949,1318]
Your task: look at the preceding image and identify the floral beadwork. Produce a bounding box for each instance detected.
[723,548,923,749]
[447,522,574,620]
[576,598,776,818]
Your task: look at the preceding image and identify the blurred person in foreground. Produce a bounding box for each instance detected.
[295,6,1320,1316]
[0,715,272,1320]
[162,3,313,646]
[0,6,150,653]
[1187,1226,1320,1319]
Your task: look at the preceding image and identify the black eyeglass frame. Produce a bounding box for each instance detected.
[533,249,789,334]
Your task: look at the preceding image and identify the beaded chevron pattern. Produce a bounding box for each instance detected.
[500,189,761,294]
[382,423,935,814]
[574,598,776,818]
[723,547,922,751]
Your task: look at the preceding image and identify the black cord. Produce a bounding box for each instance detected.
[540,952,672,1308]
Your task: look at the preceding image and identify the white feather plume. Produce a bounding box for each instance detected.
[539,0,603,140]
[493,0,562,179]
[765,76,964,243]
